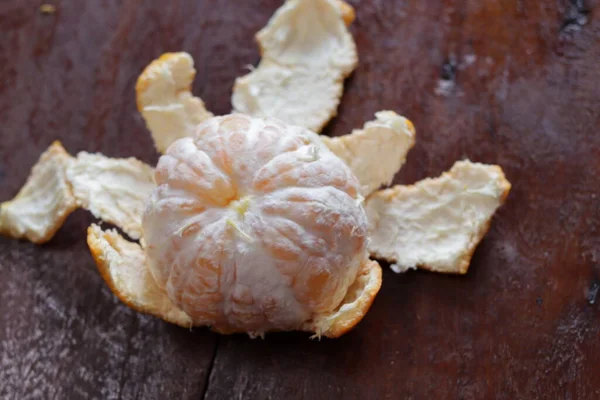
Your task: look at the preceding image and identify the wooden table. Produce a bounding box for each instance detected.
[1,1,599,398]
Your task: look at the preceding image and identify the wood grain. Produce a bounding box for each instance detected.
[1,0,600,399]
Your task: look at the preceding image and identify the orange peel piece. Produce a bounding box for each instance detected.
[0,142,155,243]
[67,152,155,240]
[336,0,356,25]
[322,111,416,196]
[232,0,358,133]
[366,160,511,274]
[0,141,77,244]
[136,52,213,153]
[307,259,382,338]
[87,224,192,327]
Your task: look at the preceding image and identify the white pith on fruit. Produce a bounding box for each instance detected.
[140,114,381,337]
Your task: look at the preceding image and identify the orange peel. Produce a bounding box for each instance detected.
[366,160,511,274]
[0,141,76,244]
[336,0,356,26]
[136,52,213,153]
[232,0,358,133]
[308,259,382,338]
[0,142,155,243]
[67,152,155,240]
[322,111,416,196]
[87,224,192,327]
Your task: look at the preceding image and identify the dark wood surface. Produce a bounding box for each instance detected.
[1,0,599,398]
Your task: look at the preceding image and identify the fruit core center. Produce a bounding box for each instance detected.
[229,195,253,217]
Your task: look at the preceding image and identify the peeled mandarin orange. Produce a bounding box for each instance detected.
[142,114,377,337]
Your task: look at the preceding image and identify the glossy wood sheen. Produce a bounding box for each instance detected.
[1,1,599,399]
